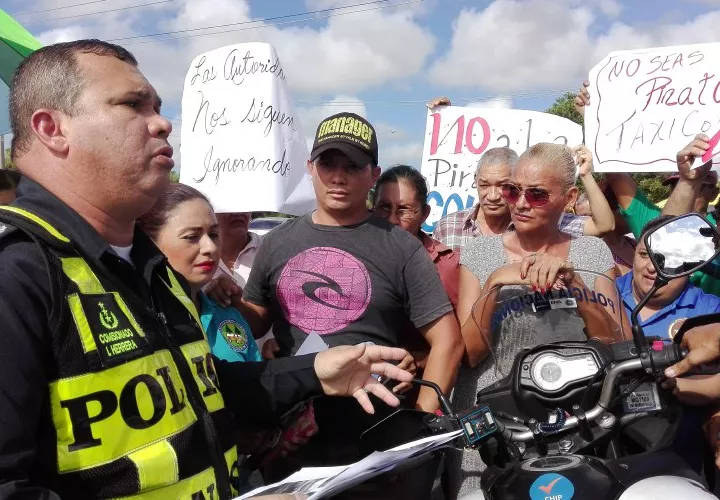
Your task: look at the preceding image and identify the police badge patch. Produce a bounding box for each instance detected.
[218,319,249,354]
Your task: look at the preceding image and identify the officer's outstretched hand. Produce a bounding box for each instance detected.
[315,344,413,414]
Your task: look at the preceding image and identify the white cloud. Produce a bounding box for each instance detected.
[465,97,514,109]
[381,142,424,168]
[106,0,435,103]
[262,9,435,95]
[649,223,716,270]
[36,26,93,44]
[597,0,622,17]
[296,94,367,147]
[430,0,720,93]
[430,1,594,92]
[25,0,435,170]
[304,0,435,17]
[31,0,435,101]
[567,0,622,17]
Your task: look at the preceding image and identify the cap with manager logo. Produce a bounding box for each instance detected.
[311,112,378,168]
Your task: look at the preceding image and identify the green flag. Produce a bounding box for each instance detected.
[1,9,42,135]
[0,9,42,86]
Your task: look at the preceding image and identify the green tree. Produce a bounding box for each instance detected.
[169,170,179,183]
[545,92,583,126]
[3,148,16,170]
[545,93,669,203]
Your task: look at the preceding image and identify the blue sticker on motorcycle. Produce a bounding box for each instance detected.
[529,473,574,500]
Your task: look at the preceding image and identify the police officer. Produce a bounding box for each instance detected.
[0,40,411,499]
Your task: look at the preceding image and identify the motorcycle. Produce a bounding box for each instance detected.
[355,213,720,500]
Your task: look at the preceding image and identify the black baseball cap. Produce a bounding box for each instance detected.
[310,112,379,168]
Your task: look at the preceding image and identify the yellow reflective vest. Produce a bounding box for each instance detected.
[0,205,239,499]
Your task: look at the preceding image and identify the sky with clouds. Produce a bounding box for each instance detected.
[4,0,720,171]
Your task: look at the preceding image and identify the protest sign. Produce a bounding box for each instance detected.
[420,106,582,232]
[585,42,720,173]
[180,42,315,214]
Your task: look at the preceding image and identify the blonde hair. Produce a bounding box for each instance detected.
[515,143,577,190]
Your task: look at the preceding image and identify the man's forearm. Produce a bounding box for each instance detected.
[663,179,701,216]
[416,338,463,412]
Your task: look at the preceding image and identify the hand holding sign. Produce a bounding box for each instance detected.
[574,145,594,178]
[677,134,712,181]
[573,81,591,118]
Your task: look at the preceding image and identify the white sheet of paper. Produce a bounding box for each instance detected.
[584,42,720,173]
[307,429,463,499]
[294,332,329,356]
[234,429,463,499]
[235,465,347,499]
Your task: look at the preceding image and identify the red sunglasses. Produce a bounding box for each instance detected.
[501,184,551,207]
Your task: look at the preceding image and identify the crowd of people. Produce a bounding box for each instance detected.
[3,39,720,500]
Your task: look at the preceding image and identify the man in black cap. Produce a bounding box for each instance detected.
[238,112,462,472]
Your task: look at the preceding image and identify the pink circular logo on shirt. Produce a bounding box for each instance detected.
[277,247,372,334]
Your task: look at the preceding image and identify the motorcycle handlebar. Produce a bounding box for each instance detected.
[498,358,643,443]
[494,342,687,443]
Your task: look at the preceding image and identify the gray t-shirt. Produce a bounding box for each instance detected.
[243,213,453,356]
[448,235,615,498]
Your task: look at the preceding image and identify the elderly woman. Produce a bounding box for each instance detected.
[372,165,462,400]
[373,165,459,307]
[449,144,621,498]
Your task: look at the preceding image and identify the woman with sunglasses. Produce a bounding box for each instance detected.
[447,144,620,499]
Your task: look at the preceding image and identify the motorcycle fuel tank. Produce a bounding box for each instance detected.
[481,455,623,500]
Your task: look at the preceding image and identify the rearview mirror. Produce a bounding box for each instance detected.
[645,214,720,279]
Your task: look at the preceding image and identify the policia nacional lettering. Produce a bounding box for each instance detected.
[491,286,616,331]
[0,206,239,500]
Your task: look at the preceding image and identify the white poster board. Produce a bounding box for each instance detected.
[585,42,720,173]
[180,42,315,214]
[420,106,582,232]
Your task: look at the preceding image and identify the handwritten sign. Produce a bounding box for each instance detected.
[420,106,582,232]
[180,42,315,214]
[585,42,720,173]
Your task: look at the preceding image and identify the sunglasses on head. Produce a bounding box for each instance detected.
[501,184,551,207]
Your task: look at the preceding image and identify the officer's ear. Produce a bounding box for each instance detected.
[30,108,70,156]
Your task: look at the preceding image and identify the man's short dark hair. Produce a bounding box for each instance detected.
[9,39,138,160]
